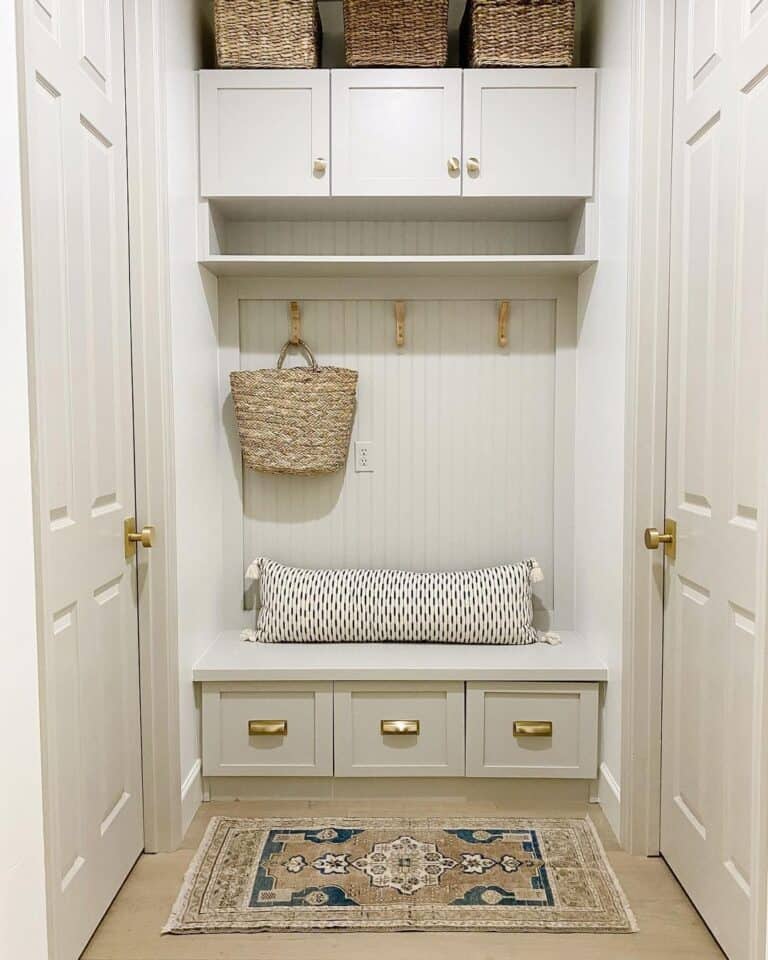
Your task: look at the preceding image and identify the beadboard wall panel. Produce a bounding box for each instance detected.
[218,277,577,635]
[223,219,571,256]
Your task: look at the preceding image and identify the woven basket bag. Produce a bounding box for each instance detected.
[462,0,575,67]
[230,341,358,476]
[342,0,448,67]
[214,0,322,69]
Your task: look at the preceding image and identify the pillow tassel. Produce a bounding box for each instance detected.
[245,558,264,582]
[240,629,257,643]
[529,559,544,583]
[539,631,562,645]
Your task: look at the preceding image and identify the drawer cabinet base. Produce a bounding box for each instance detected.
[201,679,600,782]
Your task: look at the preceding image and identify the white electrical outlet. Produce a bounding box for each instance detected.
[355,440,374,473]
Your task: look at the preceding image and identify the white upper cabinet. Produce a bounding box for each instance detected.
[331,69,463,197]
[462,69,596,198]
[198,69,596,202]
[199,70,330,197]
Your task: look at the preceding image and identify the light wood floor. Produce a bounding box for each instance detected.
[82,799,725,960]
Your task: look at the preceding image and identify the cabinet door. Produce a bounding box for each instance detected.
[199,70,330,197]
[463,69,596,198]
[332,69,462,197]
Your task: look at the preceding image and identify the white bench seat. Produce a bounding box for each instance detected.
[193,630,608,682]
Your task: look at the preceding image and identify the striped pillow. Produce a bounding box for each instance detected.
[243,558,545,645]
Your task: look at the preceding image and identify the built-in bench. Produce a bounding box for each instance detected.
[194,632,606,788]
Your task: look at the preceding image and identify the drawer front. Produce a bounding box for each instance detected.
[202,681,333,776]
[334,682,465,777]
[466,682,598,778]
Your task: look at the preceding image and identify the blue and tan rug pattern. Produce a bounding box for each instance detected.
[164,816,637,934]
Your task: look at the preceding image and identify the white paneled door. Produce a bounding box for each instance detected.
[661,3,768,959]
[22,1,144,958]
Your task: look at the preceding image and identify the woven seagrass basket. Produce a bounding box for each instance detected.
[342,0,448,67]
[214,0,322,69]
[230,341,358,477]
[462,0,575,67]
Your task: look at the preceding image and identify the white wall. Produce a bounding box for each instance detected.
[221,291,575,637]
[0,3,49,957]
[574,0,634,837]
[163,0,222,835]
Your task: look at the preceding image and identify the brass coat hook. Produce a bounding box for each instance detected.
[394,301,406,348]
[497,300,509,348]
[289,300,301,345]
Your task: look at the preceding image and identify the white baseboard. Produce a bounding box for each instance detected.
[596,761,621,839]
[180,758,202,838]
[204,776,592,815]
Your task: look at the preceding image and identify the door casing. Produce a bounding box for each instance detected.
[121,0,184,856]
[621,1,768,958]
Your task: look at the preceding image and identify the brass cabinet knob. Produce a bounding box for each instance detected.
[124,518,154,558]
[381,719,419,735]
[466,156,481,176]
[644,519,676,559]
[313,157,327,176]
[447,156,460,175]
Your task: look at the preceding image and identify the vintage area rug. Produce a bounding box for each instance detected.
[164,817,637,934]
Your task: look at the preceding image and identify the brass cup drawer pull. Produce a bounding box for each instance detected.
[513,720,553,738]
[381,719,420,735]
[248,719,287,736]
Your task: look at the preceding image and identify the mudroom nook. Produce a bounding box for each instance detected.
[194,52,606,803]
[4,0,768,958]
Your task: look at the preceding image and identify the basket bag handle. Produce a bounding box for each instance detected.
[277,339,318,371]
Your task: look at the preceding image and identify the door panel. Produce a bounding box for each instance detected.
[23,1,143,958]
[331,69,462,197]
[462,69,595,197]
[199,70,331,197]
[662,3,768,959]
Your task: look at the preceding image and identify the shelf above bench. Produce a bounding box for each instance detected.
[193,630,608,682]
[199,254,598,279]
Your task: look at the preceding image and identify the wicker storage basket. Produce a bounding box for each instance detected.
[230,341,358,476]
[462,0,575,67]
[214,0,322,69]
[342,0,448,67]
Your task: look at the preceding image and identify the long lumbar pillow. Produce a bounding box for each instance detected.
[242,557,553,645]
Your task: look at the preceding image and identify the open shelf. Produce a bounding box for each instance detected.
[200,254,597,278]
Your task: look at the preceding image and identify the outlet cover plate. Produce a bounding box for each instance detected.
[355,441,374,473]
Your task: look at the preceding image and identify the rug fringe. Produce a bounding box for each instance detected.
[585,815,640,933]
[162,816,223,935]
